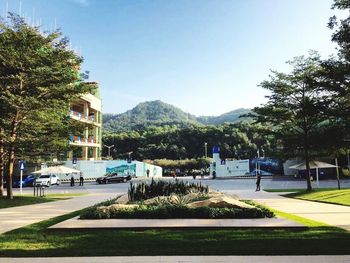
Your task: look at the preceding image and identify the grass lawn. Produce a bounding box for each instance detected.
[0,193,86,209]
[0,209,349,256]
[282,189,350,206]
[263,187,349,193]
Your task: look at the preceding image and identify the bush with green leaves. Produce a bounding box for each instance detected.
[80,204,274,219]
[128,178,209,202]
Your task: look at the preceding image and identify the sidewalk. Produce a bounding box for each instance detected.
[1,188,350,234]
[232,189,350,231]
[0,192,117,234]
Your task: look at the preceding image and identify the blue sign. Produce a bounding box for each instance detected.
[213,146,220,154]
[19,161,25,171]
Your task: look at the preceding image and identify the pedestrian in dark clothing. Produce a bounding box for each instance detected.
[70,173,75,187]
[79,172,84,186]
[256,172,261,191]
[146,169,150,178]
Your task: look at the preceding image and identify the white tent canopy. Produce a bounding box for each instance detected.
[289,160,337,170]
[289,160,338,185]
[32,165,80,175]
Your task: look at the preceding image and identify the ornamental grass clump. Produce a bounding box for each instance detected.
[128,178,209,202]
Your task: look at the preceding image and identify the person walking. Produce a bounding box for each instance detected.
[70,173,75,187]
[146,169,150,178]
[79,172,84,186]
[255,171,261,191]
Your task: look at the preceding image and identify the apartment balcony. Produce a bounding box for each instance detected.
[70,110,101,126]
[69,135,100,148]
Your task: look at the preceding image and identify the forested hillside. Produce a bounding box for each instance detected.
[103,100,252,132]
[103,122,276,161]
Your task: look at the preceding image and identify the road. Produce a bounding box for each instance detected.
[12,176,350,197]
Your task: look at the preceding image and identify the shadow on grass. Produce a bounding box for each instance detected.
[1,209,350,257]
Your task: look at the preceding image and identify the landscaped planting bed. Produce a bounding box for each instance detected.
[80,179,274,219]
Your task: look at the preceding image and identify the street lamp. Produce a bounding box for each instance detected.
[103,144,114,158]
[204,142,208,158]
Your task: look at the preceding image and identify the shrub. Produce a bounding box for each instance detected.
[128,178,209,202]
[80,204,275,219]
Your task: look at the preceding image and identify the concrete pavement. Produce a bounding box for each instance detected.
[50,216,304,229]
[2,178,350,234]
[2,256,350,263]
[0,192,118,234]
[233,189,350,231]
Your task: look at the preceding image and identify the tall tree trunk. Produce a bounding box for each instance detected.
[6,144,15,199]
[305,149,312,191]
[0,133,4,197]
[303,120,312,191]
[6,110,19,200]
[302,86,312,191]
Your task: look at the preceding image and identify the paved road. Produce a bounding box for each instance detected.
[12,177,350,196]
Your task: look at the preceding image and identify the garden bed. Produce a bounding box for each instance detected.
[80,179,275,219]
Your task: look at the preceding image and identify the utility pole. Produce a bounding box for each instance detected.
[127,151,133,163]
[204,142,208,159]
[256,148,261,178]
[103,145,114,158]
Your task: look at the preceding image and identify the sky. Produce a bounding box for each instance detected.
[0,0,343,116]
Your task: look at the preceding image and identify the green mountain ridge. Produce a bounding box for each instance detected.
[103,100,252,132]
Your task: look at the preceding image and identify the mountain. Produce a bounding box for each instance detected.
[103,100,199,132]
[197,108,252,125]
[103,100,252,133]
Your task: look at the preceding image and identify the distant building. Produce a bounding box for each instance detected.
[210,146,250,177]
[63,159,163,181]
[68,82,102,160]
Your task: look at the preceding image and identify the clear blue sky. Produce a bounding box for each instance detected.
[0,0,342,116]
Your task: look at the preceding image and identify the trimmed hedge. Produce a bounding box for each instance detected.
[80,204,274,219]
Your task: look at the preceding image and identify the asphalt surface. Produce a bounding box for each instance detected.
[12,176,350,196]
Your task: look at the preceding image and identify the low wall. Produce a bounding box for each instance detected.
[62,160,162,181]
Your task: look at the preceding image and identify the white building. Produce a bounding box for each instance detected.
[210,146,250,177]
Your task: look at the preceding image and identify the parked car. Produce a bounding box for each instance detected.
[96,173,131,184]
[35,174,60,187]
[13,174,36,188]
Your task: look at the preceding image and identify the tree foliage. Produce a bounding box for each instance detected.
[253,53,337,190]
[103,121,274,162]
[0,14,94,198]
[103,100,252,133]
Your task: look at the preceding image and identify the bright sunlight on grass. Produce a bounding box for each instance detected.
[283,189,350,206]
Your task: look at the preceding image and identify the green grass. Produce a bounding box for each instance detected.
[283,189,350,206]
[0,193,86,209]
[0,208,349,256]
[263,187,348,193]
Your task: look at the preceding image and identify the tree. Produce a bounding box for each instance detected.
[324,0,350,145]
[0,14,94,199]
[253,52,334,191]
